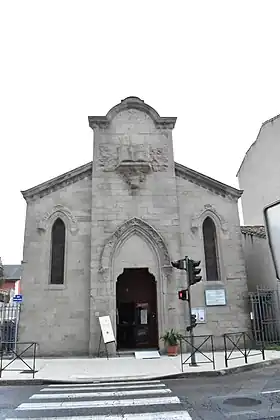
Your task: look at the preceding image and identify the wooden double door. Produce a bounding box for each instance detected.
[116,268,158,350]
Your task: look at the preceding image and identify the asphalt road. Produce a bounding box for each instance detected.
[166,363,280,419]
[3,364,280,419]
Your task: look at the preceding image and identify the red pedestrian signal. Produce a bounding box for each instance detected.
[178,289,187,301]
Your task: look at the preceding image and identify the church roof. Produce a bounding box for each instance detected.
[236,113,280,177]
[21,161,242,202]
[21,162,93,202]
[175,162,242,200]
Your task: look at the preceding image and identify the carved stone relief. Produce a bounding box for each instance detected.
[150,146,169,172]
[97,142,168,192]
[116,164,151,191]
[99,217,171,273]
[97,145,118,171]
[97,144,168,172]
[37,205,78,234]
[190,204,228,233]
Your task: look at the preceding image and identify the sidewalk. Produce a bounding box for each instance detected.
[1,350,280,384]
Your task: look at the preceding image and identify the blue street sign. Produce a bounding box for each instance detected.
[13,294,23,303]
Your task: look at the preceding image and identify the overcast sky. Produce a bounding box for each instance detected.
[1,1,280,264]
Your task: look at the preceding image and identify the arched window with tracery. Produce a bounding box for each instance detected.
[50,218,66,284]
[203,216,220,281]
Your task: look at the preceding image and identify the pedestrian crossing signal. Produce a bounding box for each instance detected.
[186,314,197,331]
[178,289,187,301]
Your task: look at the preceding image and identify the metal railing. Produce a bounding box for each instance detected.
[179,334,215,371]
[0,303,20,356]
[223,331,265,368]
[0,342,37,378]
[249,287,280,346]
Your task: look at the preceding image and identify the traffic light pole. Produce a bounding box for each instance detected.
[185,256,197,367]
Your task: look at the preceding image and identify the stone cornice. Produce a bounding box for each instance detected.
[21,160,242,202]
[241,225,266,239]
[21,162,92,202]
[175,162,243,200]
[88,96,177,130]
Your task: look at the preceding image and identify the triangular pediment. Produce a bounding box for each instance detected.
[22,160,242,201]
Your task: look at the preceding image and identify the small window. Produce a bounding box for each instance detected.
[50,218,66,285]
[203,217,219,281]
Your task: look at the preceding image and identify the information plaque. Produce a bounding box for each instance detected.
[205,289,226,306]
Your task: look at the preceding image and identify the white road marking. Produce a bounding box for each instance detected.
[48,380,162,387]
[30,388,172,399]
[6,410,192,419]
[16,396,181,410]
[40,383,166,392]
[262,389,280,394]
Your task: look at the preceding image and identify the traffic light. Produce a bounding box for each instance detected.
[188,259,202,286]
[171,259,186,270]
[186,314,197,331]
[178,289,188,301]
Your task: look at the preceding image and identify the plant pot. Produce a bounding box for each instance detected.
[167,344,178,356]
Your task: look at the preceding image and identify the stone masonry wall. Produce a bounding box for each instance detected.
[176,176,250,349]
[19,176,92,356]
[89,109,183,354]
[241,231,276,292]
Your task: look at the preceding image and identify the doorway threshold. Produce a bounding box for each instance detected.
[134,350,161,359]
[117,348,161,358]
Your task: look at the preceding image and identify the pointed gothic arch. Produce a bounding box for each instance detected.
[190,204,228,234]
[202,216,220,281]
[99,217,170,273]
[50,217,66,285]
[37,205,78,235]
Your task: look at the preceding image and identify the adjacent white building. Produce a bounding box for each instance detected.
[238,114,280,291]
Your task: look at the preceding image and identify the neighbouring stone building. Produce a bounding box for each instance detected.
[240,226,276,291]
[19,97,249,356]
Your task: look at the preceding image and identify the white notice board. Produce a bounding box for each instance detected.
[205,289,226,306]
[98,316,115,344]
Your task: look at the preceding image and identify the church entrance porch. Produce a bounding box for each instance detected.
[116,268,159,350]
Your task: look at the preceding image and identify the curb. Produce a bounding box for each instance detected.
[1,357,280,386]
[157,357,280,380]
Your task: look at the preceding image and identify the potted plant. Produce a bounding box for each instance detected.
[161,329,183,356]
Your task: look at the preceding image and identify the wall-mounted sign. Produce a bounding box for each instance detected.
[192,307,206,323]
[13,294,23,303]
[205,289,226,306]
[98,316,115,344]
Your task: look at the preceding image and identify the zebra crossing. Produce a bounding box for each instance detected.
[5,379,192,419]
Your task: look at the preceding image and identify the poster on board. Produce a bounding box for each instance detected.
[98,316,115,344]
[192,307,206,323]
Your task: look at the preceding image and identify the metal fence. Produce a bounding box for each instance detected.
[0,303,21,356]
[249,286,280,346]
[0,342,37,378]
[179,334,216,371]
[223,331,265,368]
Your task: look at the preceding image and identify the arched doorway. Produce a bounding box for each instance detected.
[116,268,159,350]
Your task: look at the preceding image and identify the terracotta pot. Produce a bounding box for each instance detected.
[167,344,178,356]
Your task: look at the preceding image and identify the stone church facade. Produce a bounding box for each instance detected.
[19,97,249,356]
